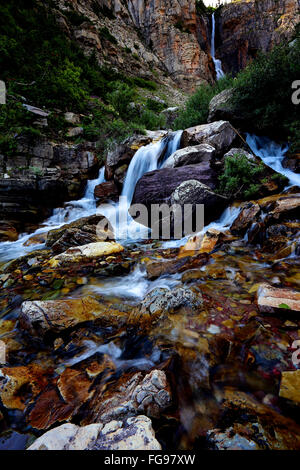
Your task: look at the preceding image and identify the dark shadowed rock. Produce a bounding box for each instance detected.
[94,181,119,204]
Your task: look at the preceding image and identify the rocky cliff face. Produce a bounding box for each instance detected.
[216,0,300,74]
[54,0,214,91]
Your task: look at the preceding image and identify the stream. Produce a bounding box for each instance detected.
[0,129,299,450]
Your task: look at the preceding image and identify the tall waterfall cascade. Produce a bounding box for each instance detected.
[211,13,225,80]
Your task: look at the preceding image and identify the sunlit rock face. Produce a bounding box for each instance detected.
[55,0,213,91]
[216,0,300,74]
[127,0,213,89]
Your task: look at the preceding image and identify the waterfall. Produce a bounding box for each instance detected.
[211,13,225,80]
[0,131,183,260]
[246,134,300,188]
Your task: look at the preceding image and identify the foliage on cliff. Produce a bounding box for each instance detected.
[0,0,166,156]
[174,38,300,150]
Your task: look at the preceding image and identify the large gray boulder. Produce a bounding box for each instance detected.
[181,120,237,154]
[163,143,215,168]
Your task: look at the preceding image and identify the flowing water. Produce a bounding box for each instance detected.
[0,129,299,450]
[211,13,225,80]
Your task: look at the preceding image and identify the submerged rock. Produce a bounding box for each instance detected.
[28,416,161,450]
[256,283,300,314]
[87,369,172,424]
[207,427,259,450]
[230,202,261,235]
[19,296,129,336]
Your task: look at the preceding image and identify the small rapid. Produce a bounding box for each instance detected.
[246,134,300,187]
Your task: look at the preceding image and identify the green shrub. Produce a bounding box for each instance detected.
[232,39,300,146]
[218,153,265,199]
[174,75,233,130]
[133,77,158,91]
[137,109,166,130]
[107,82,136,119]
[146,98,166,113]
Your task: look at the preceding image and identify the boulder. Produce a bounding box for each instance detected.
[138,287,203,319]
[94,181,119,204]
[181,121,236,154]
[208,88,235,123]
[19,296,129,336]
[51,241,124,264]
[224,147,256,162]
[64,112,80,125]
[131,165,227,231]
[46,214,114,253]
[90,370,172,424]
[163,144,216,168]
[28,416,161,450]
[256,283,300,314]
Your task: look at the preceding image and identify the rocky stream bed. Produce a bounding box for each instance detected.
[0,120,299,451]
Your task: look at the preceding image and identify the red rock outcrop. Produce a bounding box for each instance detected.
[216,0,300,74]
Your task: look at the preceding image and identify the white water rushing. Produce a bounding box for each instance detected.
[246,134,300,188]
[0,131,182,261]
[211,13,225,80]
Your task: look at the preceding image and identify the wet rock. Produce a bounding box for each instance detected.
[89,370,171,424]
[0,364,50,411]
[46,215,114,254]
[132,166,227,231]
[94,181,119,204]
[180,229,222,255]
[230,203,261,235]
[280,371,300,404]
[181,121,236,154]
[19,296,129,336]
[208,88,235,123]
[138,287,203,319]
[145,252,208,280]
[283,153,300,173]
[28,416,161,450]
[0,222,18,242]
[163,144,216,169]
[51,241,124,264]
[256,283,300,314]
[269,194,300,220]
[219,389,300,450]
[207,427,259,450]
